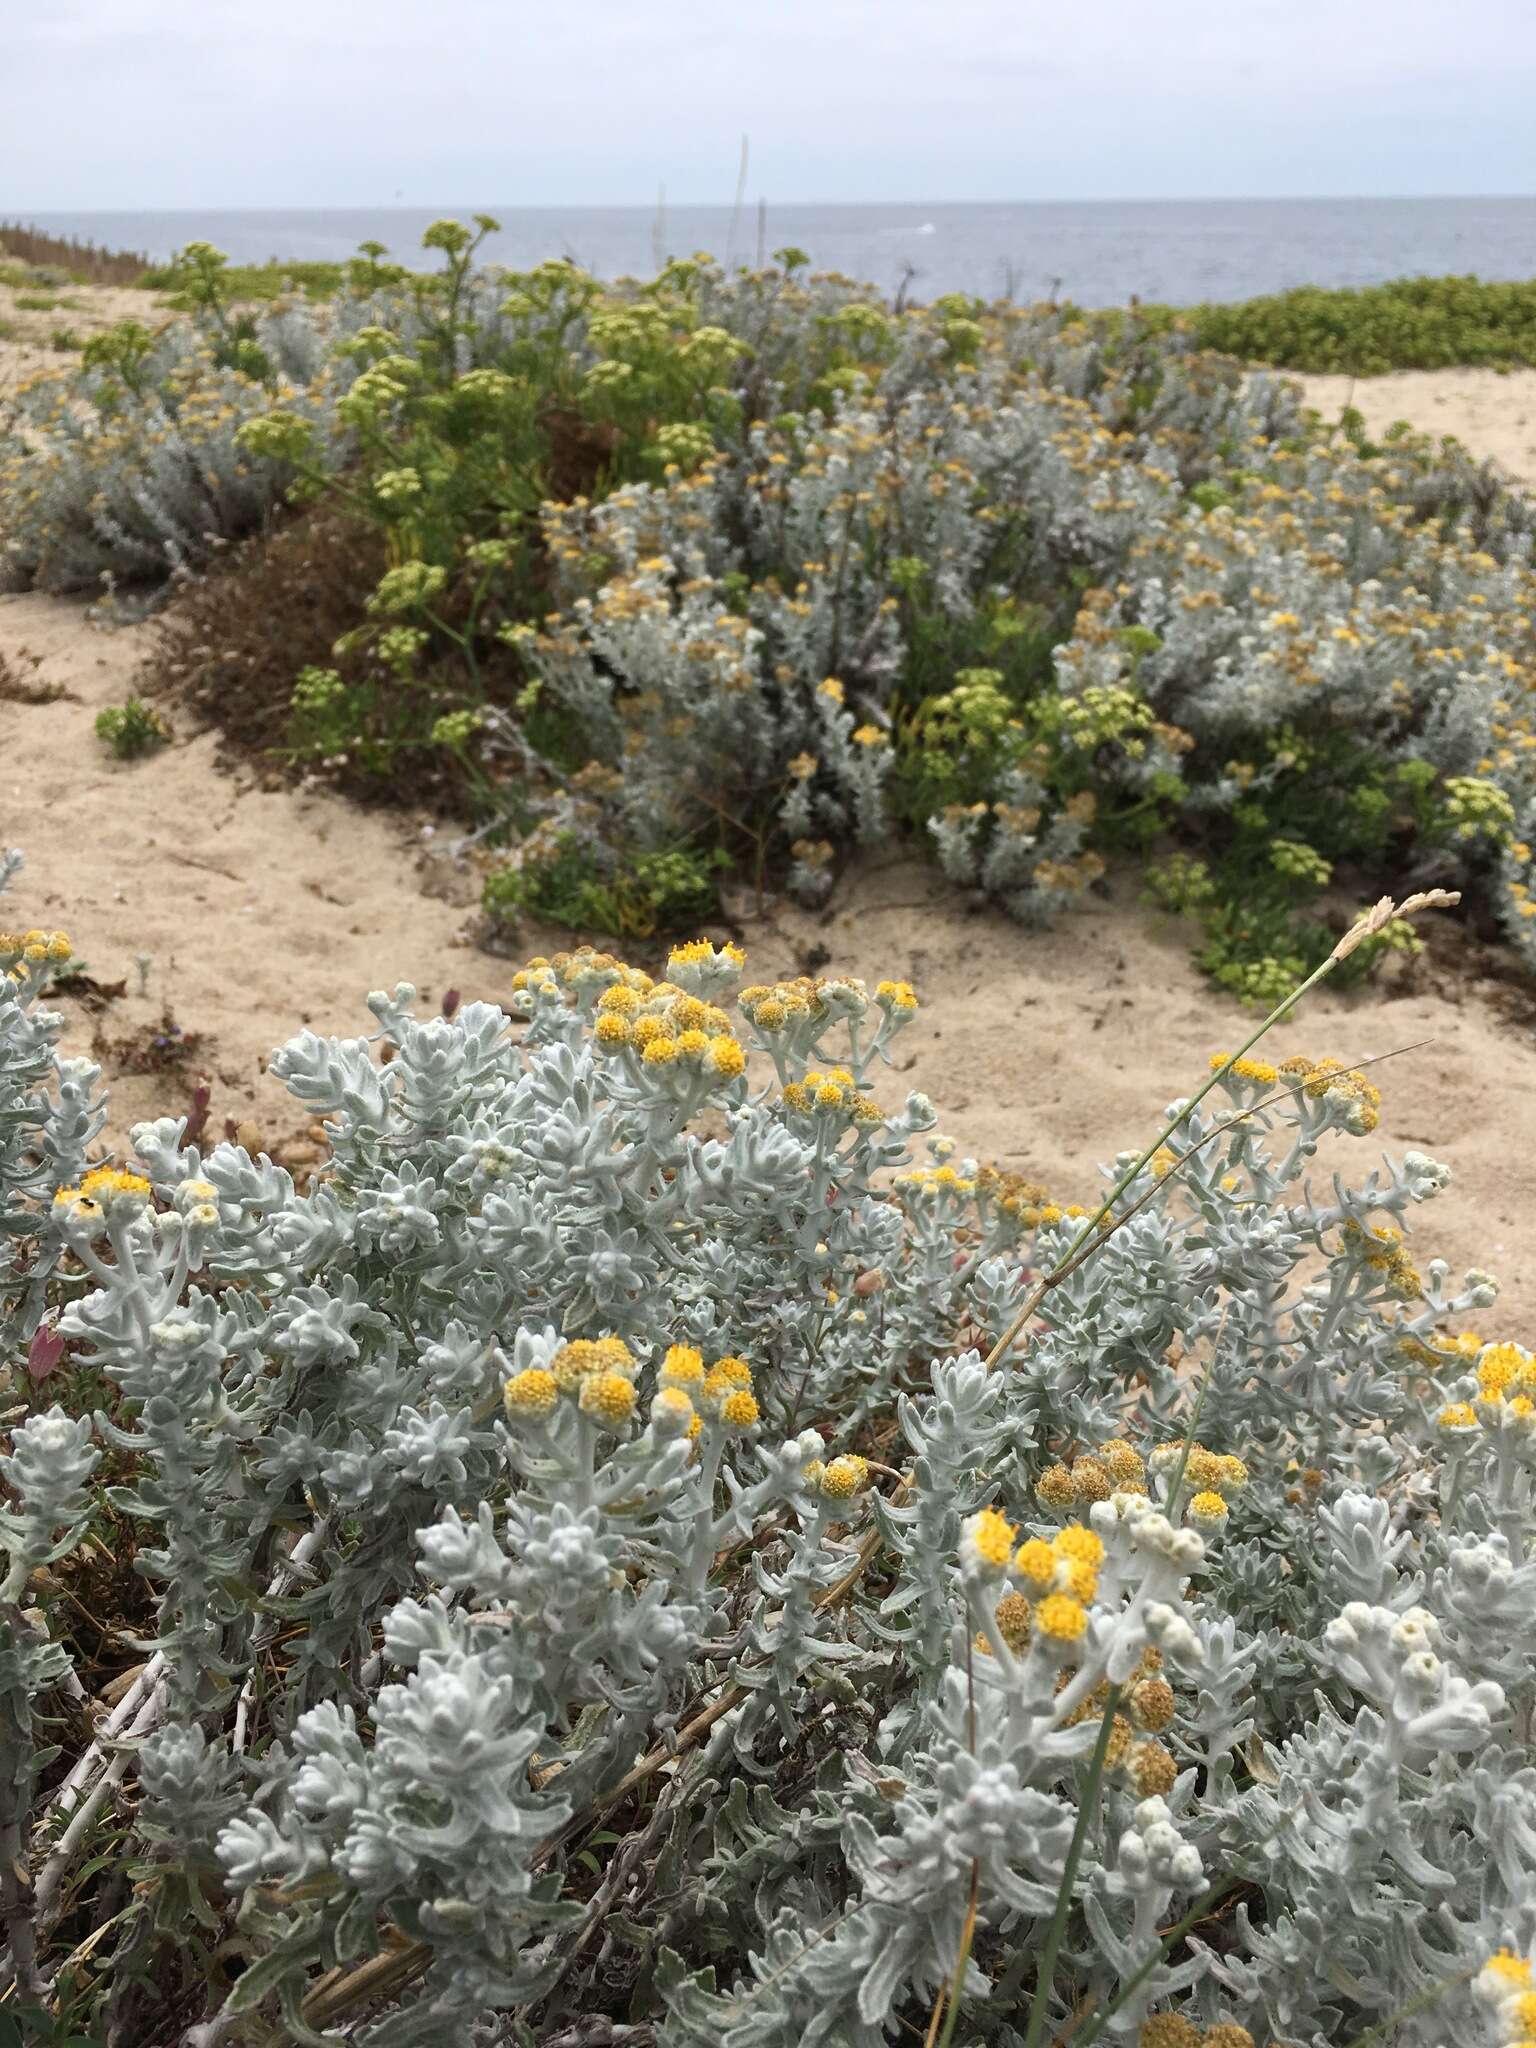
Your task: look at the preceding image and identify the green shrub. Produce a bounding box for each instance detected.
[1146,273,1536,374]
[142,257,359,301]
[93,697,169,759]
[482,833,726,938]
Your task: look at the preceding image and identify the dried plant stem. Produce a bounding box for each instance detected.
[233,1518,332,1754]
[33,1677,164,1930]
[37,1650,164,1832]
[983,1035,1428,1378]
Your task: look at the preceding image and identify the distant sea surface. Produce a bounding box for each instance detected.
[15,197,1536,305]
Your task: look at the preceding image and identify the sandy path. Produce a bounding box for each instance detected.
[3,585,1534,1334]
[1299,368,1536,486]
[0,279,156,400]
[1,591,501,1142]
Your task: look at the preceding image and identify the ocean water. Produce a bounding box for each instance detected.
[14,196,1536,306]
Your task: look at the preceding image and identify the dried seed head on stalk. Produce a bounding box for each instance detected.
[1333,889,1460,962]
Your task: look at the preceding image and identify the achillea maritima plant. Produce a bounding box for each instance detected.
[4,868,1534,2046]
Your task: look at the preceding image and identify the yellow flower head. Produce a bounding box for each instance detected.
[1188,1490,1230,1529]
[1013,1537,1057,1590]
[650,1386,696,1437]
[579,1371,638,1427]
[708,1035,746,1078]
[660,1343,705,1388]
[550,1339,601,1389]
[719,1388,760,1430]
[1035,1593,1088,1643]
[1183,1446,1223,1491]
[875,979,919,1012]
[1483,1949,1533,1990]
[964,1505,1018,1575]
[597,984,642,1016]
[504,1367,559,1417]
[1053,1523,1105,1567]
[1480,1342,1529,1398]
[1060,1558,1099,1602]
[591,1336,636,1376]
[818,1453,869,1500]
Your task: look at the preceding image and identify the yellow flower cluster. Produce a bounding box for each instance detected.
[504,1336,761,1440]
[658,1343,760,1437]
[666,938,745,973]
[1208,1051,1280,1088]
[1475,1948,1536,2048]
[1338,1218,1422,1301]
[514,946,749,1082]
[506,1334,639,1431]
[1139,2018,1254,2048]
[781,1068,885,1126]
[1,926,71,983]
[1036,1438,1149,1511]
[738,976,829,1032]
[803,1451,871,1502]
[893,1161,976,1202]
[967,1515,1125,1651]
[1181,1445,1250,1495]
[52,1165,153,1225]
[1278,1052,1382,1134]
[973,1164,1086,1231]
[1439,1341,1536,1438]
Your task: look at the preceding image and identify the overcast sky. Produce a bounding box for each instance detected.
[6,0,1535,211]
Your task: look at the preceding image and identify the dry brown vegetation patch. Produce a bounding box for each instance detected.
[149,505,388,771]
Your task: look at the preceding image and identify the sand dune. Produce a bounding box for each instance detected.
[3,586,1533,1334]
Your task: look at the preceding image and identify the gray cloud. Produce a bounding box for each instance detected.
[4,0,1534,208]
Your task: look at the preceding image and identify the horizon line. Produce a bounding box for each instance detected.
[11,191,1536,217]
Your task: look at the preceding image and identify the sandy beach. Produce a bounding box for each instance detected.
[1300,367,1536,486]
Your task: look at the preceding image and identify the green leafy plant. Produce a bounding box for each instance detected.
[1148,272,1536,374]
[482,833,725,938]
[93,697,169,760]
